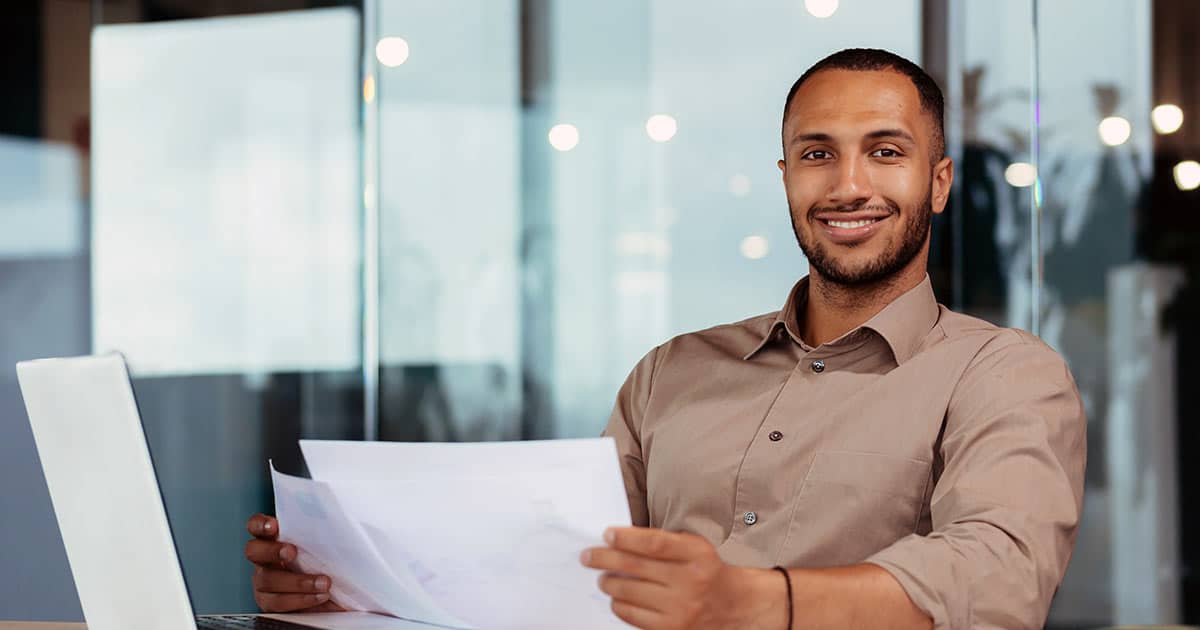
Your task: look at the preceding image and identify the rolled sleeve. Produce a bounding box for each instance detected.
[601,346,661,527]
[866,333,1087,629]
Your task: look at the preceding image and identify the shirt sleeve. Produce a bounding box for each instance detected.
[864,332,1088,629]
[601,346,661,527]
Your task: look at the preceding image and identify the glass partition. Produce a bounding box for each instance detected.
[88,4,365,614]
[375,0,922,442]
[0,2,91,616]
[1033,1,1157,624]
[4,0,1200,625]
[368,0,1199,626]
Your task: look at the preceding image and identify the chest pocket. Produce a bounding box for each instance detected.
[777,450,931,568]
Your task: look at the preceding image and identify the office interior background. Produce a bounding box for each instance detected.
[1,0,1199,627]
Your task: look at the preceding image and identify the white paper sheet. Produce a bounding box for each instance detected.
[274,438,632,630]
[299,438,622,482]
[271,465,471,628]
[263,612,443,629]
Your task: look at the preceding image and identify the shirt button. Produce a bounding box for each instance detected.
[811,360,826,373]
[768,430,783,442]
[743,511,758,526]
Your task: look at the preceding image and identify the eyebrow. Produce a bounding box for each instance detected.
[787,128,917,146]
[865,129,917,144]
[789,132,834,145]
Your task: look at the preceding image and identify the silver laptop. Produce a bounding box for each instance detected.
[15,353,410,630]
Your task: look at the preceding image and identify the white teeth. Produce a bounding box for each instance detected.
[827,219,878,229]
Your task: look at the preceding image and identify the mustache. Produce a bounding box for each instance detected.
[807,198,900,218]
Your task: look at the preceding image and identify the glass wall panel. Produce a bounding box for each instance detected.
[87,4,365,614]
[375,0,524,442]
[376,0,921,442]
[4,0,1200,625]
[1033,2,1156,625]
[371,1,1198,627]
[951,0,1036,329]
[2,1,100,621]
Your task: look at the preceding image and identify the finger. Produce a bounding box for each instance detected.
[598,573,673,613]
[252,567,331,595]
[245,539,297,565]
[610,599,666,630]
[581,547,674,585]
[306,601,346,613]
[254,591,331,613]
[247,514,279,539]
[604,527,701,562]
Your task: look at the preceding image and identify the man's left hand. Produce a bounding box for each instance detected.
[580,526,785,630]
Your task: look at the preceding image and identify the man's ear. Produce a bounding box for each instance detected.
[778,159,786,173]
[931,157,954,215]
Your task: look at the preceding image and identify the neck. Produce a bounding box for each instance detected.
[801,262,927,347]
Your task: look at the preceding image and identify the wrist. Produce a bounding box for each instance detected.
[725,566,790,630]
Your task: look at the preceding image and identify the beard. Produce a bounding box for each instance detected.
[790,188,932,287]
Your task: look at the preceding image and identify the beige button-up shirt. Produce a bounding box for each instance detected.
[603,275,1087,629]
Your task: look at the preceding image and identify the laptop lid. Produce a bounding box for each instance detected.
[16,353,197,630]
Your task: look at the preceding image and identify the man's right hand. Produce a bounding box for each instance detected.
[245,514,343,613]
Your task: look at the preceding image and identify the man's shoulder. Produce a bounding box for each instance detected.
[934,306,1069,372]
[655,311,780,359]
[935,309,1084,435]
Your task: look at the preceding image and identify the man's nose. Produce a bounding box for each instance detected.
[825,155,874,208]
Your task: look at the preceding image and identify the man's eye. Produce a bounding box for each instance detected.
[871,148,901,158]
[801,150,832,160]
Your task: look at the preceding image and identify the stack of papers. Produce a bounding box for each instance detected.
[271,438,633,629]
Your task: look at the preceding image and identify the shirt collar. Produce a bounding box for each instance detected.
[742,277,811,360]
[743,274,940,365]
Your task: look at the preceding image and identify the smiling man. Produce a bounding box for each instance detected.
[244,48,1085,630]
[577,49,1087,629]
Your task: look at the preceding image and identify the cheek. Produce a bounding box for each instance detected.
[784,173,825,212]
[871,168,925,205]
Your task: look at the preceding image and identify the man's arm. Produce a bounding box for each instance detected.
[582,528,930,630]
[864,333,1087,628]
[601,346,662,527]
[583,333,1085,630]
[782,564,931,629]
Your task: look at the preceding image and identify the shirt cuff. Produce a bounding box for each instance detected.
[864,536,969,630]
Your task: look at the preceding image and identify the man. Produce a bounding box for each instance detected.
[245,48,1086,629]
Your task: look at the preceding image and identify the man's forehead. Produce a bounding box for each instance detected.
[784,69,925,137]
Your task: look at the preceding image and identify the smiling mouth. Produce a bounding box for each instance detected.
[820,218,884,229]
[813,213,893,244]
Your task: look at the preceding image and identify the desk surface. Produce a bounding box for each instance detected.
[5,622,1200,630]
[6,621,1200,630]
[0,619,82,624]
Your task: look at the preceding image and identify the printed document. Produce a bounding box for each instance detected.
[271,438,632,629]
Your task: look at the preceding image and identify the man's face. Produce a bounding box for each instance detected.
[778,69,951,286]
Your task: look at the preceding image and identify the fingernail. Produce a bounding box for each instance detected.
[263,520,274,532]
[312,592,329,602]
[315,576,330,591]
[279,546,296,562]
[603,528,616,545]
[580,549,592,564]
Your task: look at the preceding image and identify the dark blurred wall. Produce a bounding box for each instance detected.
[0,0,89,622]
[1152,0,1200,618]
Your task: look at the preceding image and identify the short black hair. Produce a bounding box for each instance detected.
[782,48,945,162]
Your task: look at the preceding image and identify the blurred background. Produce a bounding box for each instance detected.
[1,0,1198,627]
